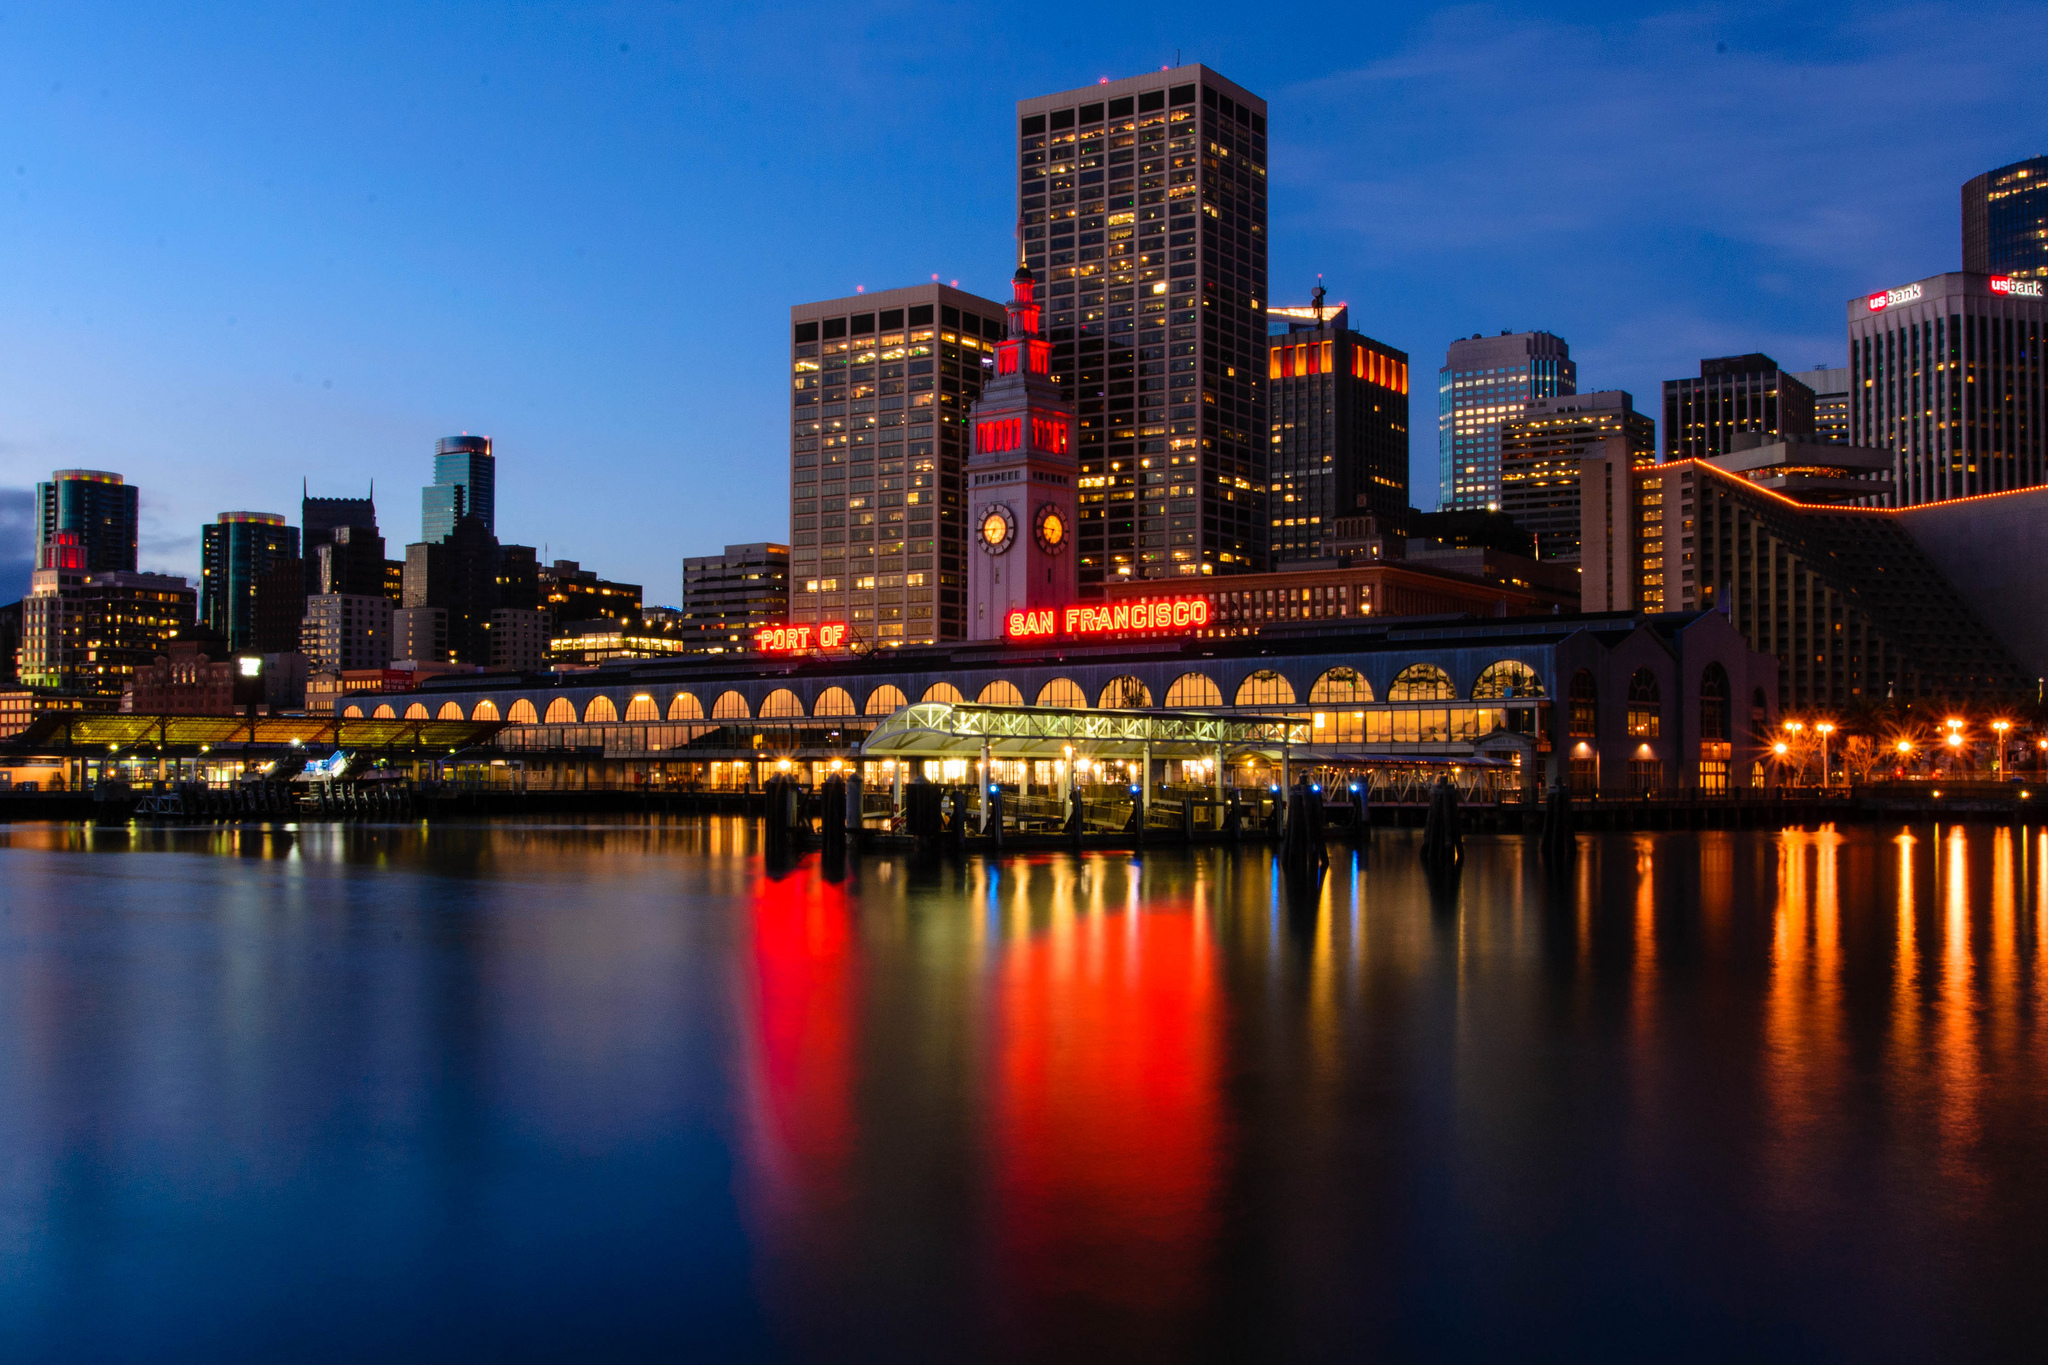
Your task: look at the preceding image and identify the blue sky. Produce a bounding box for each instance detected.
[2,1,2043,604]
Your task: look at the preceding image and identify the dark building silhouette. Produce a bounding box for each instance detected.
[1662,354,1816,461]
[200,513,299,653]
[401,516,539,664]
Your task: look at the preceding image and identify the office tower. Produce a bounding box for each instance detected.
[1791,365,1851,445]
[302,487,377,593]
[1439,332,1575,512]
[966,266,1080,639]
[400,516,539,664]
[35,470,139,574]
[421,436,494,543]
[1661,355,1816,461]
[250,558,308,655]
[391,607,447,665]
[1499,391,1655,562]
[540,560,641,629]
[1266,294,1410,563]
[199,513,300,653]
[301,593,393,672]
[789,284,1005,644]
[486,607,550,671]
[1850,272,2048,504]
[680,543,789,653]
[1018,66,1269,587]
[1963,156,2048,279]
[313,525,392,598]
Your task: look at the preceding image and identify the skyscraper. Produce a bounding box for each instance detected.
[1662,355,1816,461]
[421,436,494,543]
[1439,332,1575,512]
[1017,66,1268,587]
[1265,295,1409,563]
[35,470,138,574]
[788,284,1006,645]
[199,513,300,652]
[1849,271,2048,505]
[1791,365,1851,445]
[1498,391,1655,562]
[302,487,377,593]
[680,543,789,653]
[1963,156,2048,280]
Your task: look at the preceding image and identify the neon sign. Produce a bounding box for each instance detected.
[1867,282,1923,311]
[1991,275,2044,298]
[755,622,848,652]
[1003,597,1211,641]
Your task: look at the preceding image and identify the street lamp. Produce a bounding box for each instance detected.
[1783,720,1806,785]
[1816,721,1836,788]
[1993,719,2012,781]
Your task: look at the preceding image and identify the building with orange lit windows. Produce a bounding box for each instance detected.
[789,283,1008,646]
[1499,390,1655,562]
[1266,296,1409,562]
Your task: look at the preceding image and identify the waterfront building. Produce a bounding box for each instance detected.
[199,513,299,654]
[1963,156,2048,280]
[545,627,690,668]
[421,436,494,543]
[1266,295,1410,561]
[1790,366,1851,445]
[1499,391,1655,562]
[36,470,138,574]
[1662,354,1816,462]
[1018,66,1269,586]
[301,593,393,673]
[1848,272,2048,505]
[1579,446,2027,707]
[789,283,1005,644]
[1440,332,1576,512]
[540,559,641,631]
[1097,556,1563,634]
[680,543,788,653]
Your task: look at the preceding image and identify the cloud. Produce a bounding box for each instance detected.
[0,487,33,603]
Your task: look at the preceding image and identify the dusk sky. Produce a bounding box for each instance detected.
[2,1,2042,603]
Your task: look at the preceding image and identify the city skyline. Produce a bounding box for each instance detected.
[2,3,2045,603]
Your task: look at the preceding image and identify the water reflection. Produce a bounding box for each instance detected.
[3,820,2048,1359]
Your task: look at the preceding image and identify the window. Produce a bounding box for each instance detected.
[667,692,704,721]
[1699,663,1729,741]
[1568,670,1597,738]
[1234,670,1296,706]
[921,681,964,704]
[623,694,659,721]
[1388,663,1454,702]
[712,690,750,719]
[760,689,804,718]
[583,696,617,723]
[865,684,909,716]
[977,680,1025,705]
[814,687,855,717]
[471,699,500,721]
[1099,675,1153,709]
[544,697,575,723]
[1471,660,1544,700]
[438,701,465,720]
[1035,677,1087,708]
[507,699,538,725]
[1164,672,1222,707]
[1626,669,1661,738]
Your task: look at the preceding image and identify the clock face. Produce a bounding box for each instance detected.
[1034,504,1067,554]
[978,504,1015,554]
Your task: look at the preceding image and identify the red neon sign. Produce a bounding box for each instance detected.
[1004,597,1211,641]
[976,418,1021,454]
[1991,275,2045,298]
[755,622,848,652]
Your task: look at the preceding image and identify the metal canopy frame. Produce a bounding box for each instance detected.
[0,713,506,756]
[859,702,1309,760]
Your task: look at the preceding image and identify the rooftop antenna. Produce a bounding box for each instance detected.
[1312,276,1326,324]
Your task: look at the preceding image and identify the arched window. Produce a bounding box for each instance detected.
[437,701,465,720]
[1471,660,1545,700]
[1034,677,1087,708]
[405,703,431,720]
[584,695,618,723]
[1309,667,1372,705]
[1568,670,1597,738]
[865,684,909,716]
[1164,672,1222,707]
[814,687,856,717]
[977,680,1025,705]
[712,690,750,719]
[343,704,365,718]
[1700,663,1730,741]
[623,694,659,721]
[1098,675,1153,709]
[666,692,704,720]
[508,699,538,725]
[1234,670,1296,706]
[760,688,805,717]
[1627,668,1661,738]
[921,681,964,704]
[372,703,396,719]
[544,697,576,724]
[471,699,500,722]
[1388,663,1454,702]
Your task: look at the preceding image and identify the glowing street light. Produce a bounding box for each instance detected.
[1993,719,2012,780]
[1816,721,1836,787]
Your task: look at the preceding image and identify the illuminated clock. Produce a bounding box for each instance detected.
[978,503,1016,555]
[1033,504,1068,554]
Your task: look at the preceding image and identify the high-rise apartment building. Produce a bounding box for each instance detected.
[1963,156,2048,280]
[200,513,299,653]
[17,531,195,695]
[1018,66,1268,587]
[422,436,494,543]
[789,284,1006,645]
[1499,391,1655,562]
[680,542,788,653]
[1439,332,1575,512]
[1265,298,1410,563]
[301,593,393,673]
[1849,271,2048,504]
[1661,354,1815,461]
[36,470,138,574]
[1791,366,1851,445]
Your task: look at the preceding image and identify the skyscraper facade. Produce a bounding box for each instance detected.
[1849,271,2048,505]
[302,488,377,593]
[1791,366,1851,445]
[1499,391,1655,562]
[1265,300,1409,562]
[1964,156,2048,280]
[422,436,494,543]
[1661,354,1816,461]
[680,543,789,653]
[1017,66,1268,588]
[200,513,300,652]
[1439,332,1575,512]
[788,284,1006,645]
[35,470,138,574]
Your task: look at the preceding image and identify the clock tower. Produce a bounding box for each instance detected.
[967,265,1079,640]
